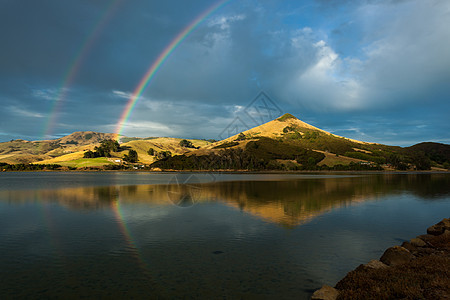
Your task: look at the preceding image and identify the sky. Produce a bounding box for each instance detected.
[0,0,449,146]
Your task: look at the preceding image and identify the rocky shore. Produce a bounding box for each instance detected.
[312,218,450,300]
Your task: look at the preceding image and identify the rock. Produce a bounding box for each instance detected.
[440,218,450,230]
[311,285,339,300]
[401,241,417,252]
[427,219,450,236]
[427,224,444,236]
[380,246,414,266]
[417,234,434,242]
[364,259,389,269]
[442,229,450,238]
[410,238,427,247]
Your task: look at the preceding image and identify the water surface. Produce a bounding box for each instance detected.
[0,172,449,299]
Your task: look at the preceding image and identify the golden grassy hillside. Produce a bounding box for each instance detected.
[207,113,368,149]
[0,131,116,164]
[33,137,212,166]
[120,138,211,164]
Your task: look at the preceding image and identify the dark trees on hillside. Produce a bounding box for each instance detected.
[151,137,326,171]
[412,152,431,170]
[83,150,95,158]
[235,133,246,141]
[83,139,120,158]
[179,139,196,148]
[124,149,138,163]
[388,154,408,170]
[156,151,172,160]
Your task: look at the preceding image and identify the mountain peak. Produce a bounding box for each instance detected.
[212,112,370,146]
[276,113,298,122]
[57,131,116,145]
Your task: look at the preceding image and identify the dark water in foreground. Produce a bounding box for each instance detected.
[0,172,449,299]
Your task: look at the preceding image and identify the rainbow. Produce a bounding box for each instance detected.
[111,198,151,275]
[42,0,123,139]
[114,0,230,139]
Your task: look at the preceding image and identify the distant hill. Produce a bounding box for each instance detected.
[57,131,117,145]
[0,131,116,164]
[406,142,450,165]
[0,131,212,168]
[1,114,449,171]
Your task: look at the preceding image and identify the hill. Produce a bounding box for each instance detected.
[0,131,213,169]
[1,114,449,171]
[406,142,450,167]
[0,131,117,165]
[151,114,450,171]
[208,113,369,147]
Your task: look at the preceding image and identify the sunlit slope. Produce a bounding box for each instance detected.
[120,138,211,164]
[35,137,212,165]
[181,113,376,167]
[206,113,370,150]
[37,151,87,164]
[0,131,115,164]
[0,130,212,165]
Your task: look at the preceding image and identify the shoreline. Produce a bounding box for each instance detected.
[1,169,449,174]
[312,218,450,300]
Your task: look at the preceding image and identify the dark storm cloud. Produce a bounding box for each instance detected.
[0,0,449,145]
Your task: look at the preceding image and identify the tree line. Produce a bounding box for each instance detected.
[83,139,138,163]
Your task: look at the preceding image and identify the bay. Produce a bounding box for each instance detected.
[0,172,449,299]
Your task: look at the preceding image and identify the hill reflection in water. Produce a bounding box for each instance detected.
[2,173,449,228]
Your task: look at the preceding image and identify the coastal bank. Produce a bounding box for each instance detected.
[312,218,450,300]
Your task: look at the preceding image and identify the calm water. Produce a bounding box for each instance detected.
[0,172,449,299]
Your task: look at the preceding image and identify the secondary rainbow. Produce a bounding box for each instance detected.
[114,0,230,139]
[42,0,123,139]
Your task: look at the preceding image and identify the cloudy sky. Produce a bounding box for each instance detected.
[1,0,449,146]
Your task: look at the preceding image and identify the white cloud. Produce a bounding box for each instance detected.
[281,38,365,111]
[119,120,174,136]
[112,90,154,103]
[31,88,65,101]
[207,14,246,30]
[8,106,44,118]
[112,90,132,99]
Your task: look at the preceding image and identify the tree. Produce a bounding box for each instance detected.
[147,148,155,155]
[388,153,408,170]
[412,152,431,170]
[124,149,138,163]
[179,139,195,148]
[156,151,172,160]
[83,150,95,158]
[99,139,120,152]
[235,133,246,141]
[83,139,120,158]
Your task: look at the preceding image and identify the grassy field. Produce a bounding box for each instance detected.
[37,151,86,164]
[55,157,115,168]
[317,151,367,167]
[121,138,211,164]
